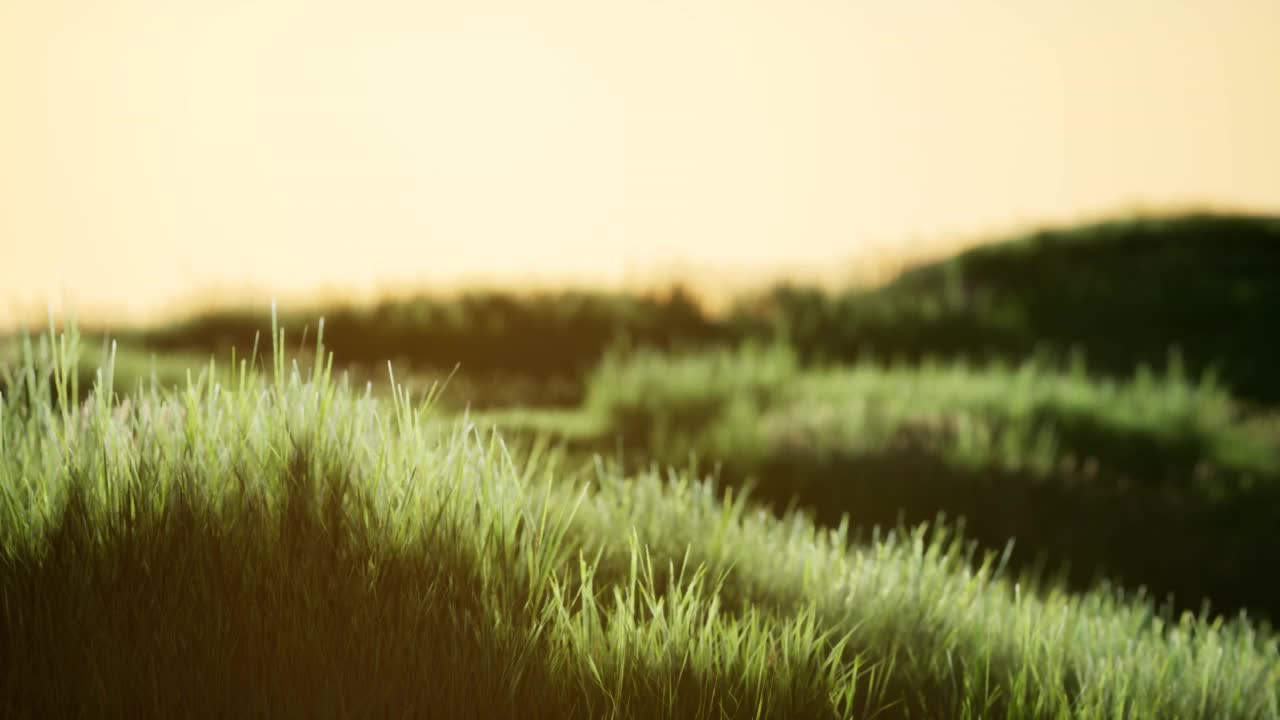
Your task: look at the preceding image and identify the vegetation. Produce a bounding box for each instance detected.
[2,327,1278,718]
[582,345,1277,495]
[511,344,1279,621]
[740,214,1280,406]
[4,212,1279,715]
[17,213,1271,409]
[110,287,723,407]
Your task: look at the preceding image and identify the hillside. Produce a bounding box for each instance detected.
[8,213,1274,410]
[745,214,1280,405]
[2,330,1277,718]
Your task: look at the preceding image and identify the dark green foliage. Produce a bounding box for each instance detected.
[740,214,1280,405]
[35,212,1274,408]
[113,287,725,406]
[743,448,1280,624]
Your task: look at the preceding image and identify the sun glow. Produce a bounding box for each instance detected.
[2,0,1278,326]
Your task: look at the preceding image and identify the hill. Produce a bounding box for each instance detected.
[10,213,1274,409]
[744,214,1280,405]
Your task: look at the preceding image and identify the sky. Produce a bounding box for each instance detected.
[2,0,1279,325]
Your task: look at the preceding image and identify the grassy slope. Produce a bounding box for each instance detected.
[743,213,1280,405]
[2,332,1278,718]
[488,344,1280,621]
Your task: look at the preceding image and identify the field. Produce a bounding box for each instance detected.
[2,214,1279,717]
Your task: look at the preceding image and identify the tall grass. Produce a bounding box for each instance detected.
[584,342,798,463]
[555,344,1280,620]
[732,214,1280,405]
[1,324,1278,717]
[582,344,1277,493]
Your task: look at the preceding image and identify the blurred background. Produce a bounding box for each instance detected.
[2,0,1278,324]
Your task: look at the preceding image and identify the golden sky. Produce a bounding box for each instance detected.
[2,0,1278,325]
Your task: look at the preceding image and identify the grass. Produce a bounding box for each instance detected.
[492,343,1280,621]
[31,213,1275,409]
[736,213,1280,405]
[109,286,725,407]
[3,211,1277,715]
[0,330,230,405]
[582,344,1278,491]
[3,326,1279,717]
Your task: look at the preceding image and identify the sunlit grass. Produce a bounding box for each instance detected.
[1,322,1277,717]
[494,343,1280,622]
[580,344,1277,492]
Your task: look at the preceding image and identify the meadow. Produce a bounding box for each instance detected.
[2,213,1279,717]
[493,343,1280,620]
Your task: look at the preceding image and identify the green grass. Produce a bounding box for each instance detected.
[3,327,1279,717]
[494,343,1280,621]
[36,213,1276,409]
[107,287,724,407]
[736,213,1280,405]
[583,344,1277,490]
[0,331,231,405]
